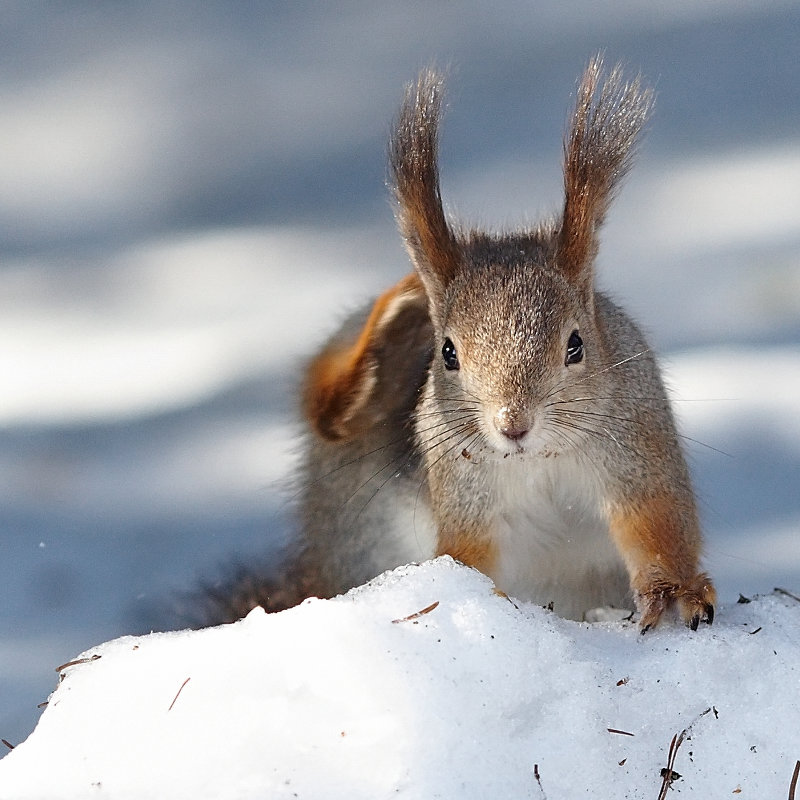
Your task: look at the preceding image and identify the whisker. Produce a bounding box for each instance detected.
[414,407,480,422]
[672,434,734,459]
[545,420,604,479]
[547,411,641,458]
[339,413,482,519]
[548,395,729,405]
[413,427,482,530]
[546,394,662,407]
[347,449,422,525]
[417,420,480,461]
[423,425,482,471]
[295,408,479,502]
[550,407,734,458]
[292,436,409,499]
[546,349,651,400]
[336,448,415,513]
[414,414,479,441]
[552,408,649,427]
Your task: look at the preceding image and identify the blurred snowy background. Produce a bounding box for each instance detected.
[1,2,798,746]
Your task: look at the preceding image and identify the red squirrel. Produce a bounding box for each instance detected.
[202,57,715,632]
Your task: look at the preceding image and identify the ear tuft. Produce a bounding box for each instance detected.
[389,69,460,304]
[559,55,654,286]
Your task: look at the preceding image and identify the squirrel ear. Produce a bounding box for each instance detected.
[303,273,430,442]
[559,56,653,289]
[389,69,460,312]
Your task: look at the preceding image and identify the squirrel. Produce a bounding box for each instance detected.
[199,56,715,632]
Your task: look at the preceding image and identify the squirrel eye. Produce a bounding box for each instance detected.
[565,330,584,365]
[442,337,460,371]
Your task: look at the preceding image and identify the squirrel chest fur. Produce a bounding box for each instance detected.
[207,57,715,632]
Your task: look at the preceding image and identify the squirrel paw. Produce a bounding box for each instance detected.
[637,573,716,633]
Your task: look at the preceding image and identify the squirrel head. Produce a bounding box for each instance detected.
[390,57,653,457]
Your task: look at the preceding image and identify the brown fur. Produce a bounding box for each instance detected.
[559,60,653,290]
[303,272,427,441]
[389,70,461,316]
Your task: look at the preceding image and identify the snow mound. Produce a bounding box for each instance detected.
[1,557,799,799]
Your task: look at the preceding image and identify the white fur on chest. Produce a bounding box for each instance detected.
[384,479,438,567]
[490,454,629,619]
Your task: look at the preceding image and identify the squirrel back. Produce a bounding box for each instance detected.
[202,57,714,632]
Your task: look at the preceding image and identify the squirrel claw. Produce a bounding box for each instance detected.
[637,590,670,633]
[689,602,715,631]
[637,574,716,633]
[677,580,716,631]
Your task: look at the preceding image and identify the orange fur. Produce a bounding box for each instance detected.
[303,273,424,441]
[609,496,715,629]
[609,495,698,578]
[437,529,498,577]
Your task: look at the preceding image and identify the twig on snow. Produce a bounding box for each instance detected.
[656,732,684,799]
[775,587,800,603]
[168,677,191,711]
[533,763,547,799]
[608,728,635,737]
[391,601,439,624]
[789,759,800,800]
[656,707,716,799]
[55,654,101,675]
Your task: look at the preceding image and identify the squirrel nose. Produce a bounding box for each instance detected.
[498,424,528,442]
[494,407,529,442]
[500,426,528,441]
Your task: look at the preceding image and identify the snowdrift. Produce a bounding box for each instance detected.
[1,557,798,799]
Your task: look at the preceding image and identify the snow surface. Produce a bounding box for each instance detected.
[1,557,798,799]
[1,0,799,770]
